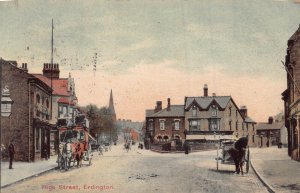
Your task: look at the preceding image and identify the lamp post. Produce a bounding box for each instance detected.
[1,85,13,117]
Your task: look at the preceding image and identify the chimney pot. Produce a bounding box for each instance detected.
[212,93,216,97]
[240,106,248,118]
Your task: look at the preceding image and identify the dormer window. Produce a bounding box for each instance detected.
[192,106,197,117]
[212,105,217,117]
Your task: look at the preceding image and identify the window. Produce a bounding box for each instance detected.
[210,119,218,131]
[252,135,255,143]
[157,136,162,142]
[236,121,238,130]
[36,94,40,103]
[46,99,49,108]
[159,120,165,130]
[236,110,238,117]
[148,120,153,131]
[174,120,180,130]
[229,121,232,130]
[189,120,200,130]
[229,106,232,116]
[58,106,63,118]
[163,135,169,142]
[212,105,217,117]
[35,128,41,152]
[192,106,197,117]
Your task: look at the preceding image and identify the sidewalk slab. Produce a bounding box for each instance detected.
[250,147,300,193]
[1,156,57,188]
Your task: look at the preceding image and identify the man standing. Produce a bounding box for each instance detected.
[8,141,15,169]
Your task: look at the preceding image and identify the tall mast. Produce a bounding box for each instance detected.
[50,19,54,120]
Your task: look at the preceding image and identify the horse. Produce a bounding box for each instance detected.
[75,144,84,168]
[227,137,248,175]
[60,142,73,171]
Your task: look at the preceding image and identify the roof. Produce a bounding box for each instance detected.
[108,89,116,115]
[289,25,300,42]
[57,97,75,106]
[245,117,256,123]
[185,96,231,110]
[256,122,285,131]
[148,105,184,118]
[146,110,155,117]
[32,74,69,96]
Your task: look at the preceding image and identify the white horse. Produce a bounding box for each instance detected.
[58,142,73,171]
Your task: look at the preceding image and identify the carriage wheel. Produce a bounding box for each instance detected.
[246,148,250,173]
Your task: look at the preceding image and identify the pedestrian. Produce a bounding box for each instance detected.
[8,141,15,169]
[43,142,49,160]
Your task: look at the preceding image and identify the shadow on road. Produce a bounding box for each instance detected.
[209,169,235,174]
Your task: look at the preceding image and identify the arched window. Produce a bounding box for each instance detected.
[157,136,162,142]
[163,135,169,142]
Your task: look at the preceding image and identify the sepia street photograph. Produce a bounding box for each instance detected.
[1,0,300,192]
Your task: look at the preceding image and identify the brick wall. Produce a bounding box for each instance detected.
[1,62,30,161]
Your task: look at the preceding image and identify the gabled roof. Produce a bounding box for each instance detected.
[32,74,69,96]
[148,105,184,118]
[256,122,284,130]
[185,96,231,110]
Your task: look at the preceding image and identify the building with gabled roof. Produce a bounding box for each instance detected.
[145,99,185,145]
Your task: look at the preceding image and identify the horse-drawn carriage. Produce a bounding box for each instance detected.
[215,138,250,174]
[57,125,95,171]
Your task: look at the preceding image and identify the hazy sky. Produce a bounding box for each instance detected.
[1,0,300,122]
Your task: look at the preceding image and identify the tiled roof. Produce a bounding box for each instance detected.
[57,97,75,106]
[32,74,69,96]
[256,122,284,130]
[185,96,231,110]
[148,105,184,118]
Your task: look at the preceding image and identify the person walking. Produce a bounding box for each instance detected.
[8,141,15,169]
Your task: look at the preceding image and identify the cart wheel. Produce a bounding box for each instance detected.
[246,148,250,173]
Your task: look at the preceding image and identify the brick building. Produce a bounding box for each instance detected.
[32,64,78,155]
[145,98,185,144]
[282,24,300,161]
[184,85,244,142]
[1,59,52,161]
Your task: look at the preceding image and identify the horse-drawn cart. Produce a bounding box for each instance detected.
[57,125,95,171]
[215,139,250,174]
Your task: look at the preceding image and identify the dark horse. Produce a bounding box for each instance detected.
[228,137,248,175]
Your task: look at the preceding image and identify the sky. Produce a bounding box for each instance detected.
[1,0,300,122]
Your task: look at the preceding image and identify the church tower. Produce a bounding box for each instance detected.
[108,89,116,121]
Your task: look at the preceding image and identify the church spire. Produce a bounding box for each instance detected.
[108,89,116,116]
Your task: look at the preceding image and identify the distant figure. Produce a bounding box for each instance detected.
[8,141,15,169]
[43,143,49,160]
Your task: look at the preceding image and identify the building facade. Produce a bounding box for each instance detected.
[145,98,185,144]
[282,25,300,161]
[184,85,245,142]
[1,59,52,161]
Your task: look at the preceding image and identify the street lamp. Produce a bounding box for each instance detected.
[1,85,13,117]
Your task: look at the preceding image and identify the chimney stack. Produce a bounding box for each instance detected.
[204,84,208,97]
[21,63,28,72]
[43,63,60,79]
[240,106,248,119]
[155,101,162,113]
[268,116,274,124]
[167,98,171,111]
[212,93,216,97]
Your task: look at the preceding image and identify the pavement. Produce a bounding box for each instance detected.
[250,146,300,193]
[1,145,299,192]
[1,156,57,188]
